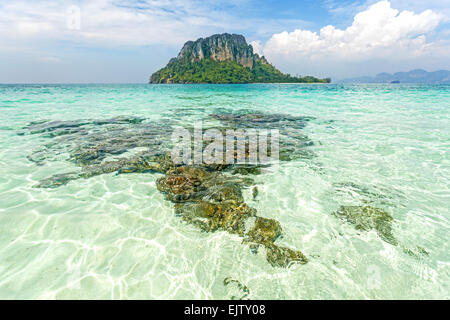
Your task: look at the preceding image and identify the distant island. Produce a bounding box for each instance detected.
[149,33,330,84]
[340,69,450,84]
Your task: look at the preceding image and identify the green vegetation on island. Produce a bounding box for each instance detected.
[151,58,330,84]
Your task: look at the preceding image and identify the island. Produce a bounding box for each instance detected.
[149,33,331,84]
[339,69,450,84]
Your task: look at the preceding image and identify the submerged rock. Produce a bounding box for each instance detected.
[157,163,307,267]
[244,217,308,267]
[265,244,308,267]
[26,120,89,134]
[246,217,282,244]
[23,116,144,135]
[223,277,250,300]
[177,201,255,235]
[252,186,258,200]
[35,172,80,188]
[335,205,398,246]
[403,246,429,258]
[232,165,262,175]
[209,110,316,161]
[332,182,403,207]
[210,111,315,130]
[25,111,312,268]
[157,166,212,203]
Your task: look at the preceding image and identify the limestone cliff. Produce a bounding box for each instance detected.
[176,33,267,69]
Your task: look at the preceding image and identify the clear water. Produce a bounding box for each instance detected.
[0,83,448,299]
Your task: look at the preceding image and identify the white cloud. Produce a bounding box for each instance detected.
[0,0,247,48]
[249,40,263,55]
[0,0,319,50]
[261,1,445,61]
[16,21,55,35]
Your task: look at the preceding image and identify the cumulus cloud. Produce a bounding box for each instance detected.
[261,1,445,61]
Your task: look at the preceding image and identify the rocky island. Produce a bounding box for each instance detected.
[150,33,330,84]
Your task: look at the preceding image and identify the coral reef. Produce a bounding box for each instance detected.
[25,111,314,268]
[25,110,424,267]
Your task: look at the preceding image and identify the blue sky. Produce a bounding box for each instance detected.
[0,0,449,83]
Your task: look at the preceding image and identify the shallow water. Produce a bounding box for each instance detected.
[0,83,449,299]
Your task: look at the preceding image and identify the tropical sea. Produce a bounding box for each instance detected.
[0,83,448,299]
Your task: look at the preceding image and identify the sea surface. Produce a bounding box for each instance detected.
[0,83,448,299]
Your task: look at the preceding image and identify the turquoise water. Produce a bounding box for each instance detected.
[0,84,449,299]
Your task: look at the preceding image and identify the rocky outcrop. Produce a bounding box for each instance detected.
[176,33,267,69]
[149,33,330,84]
